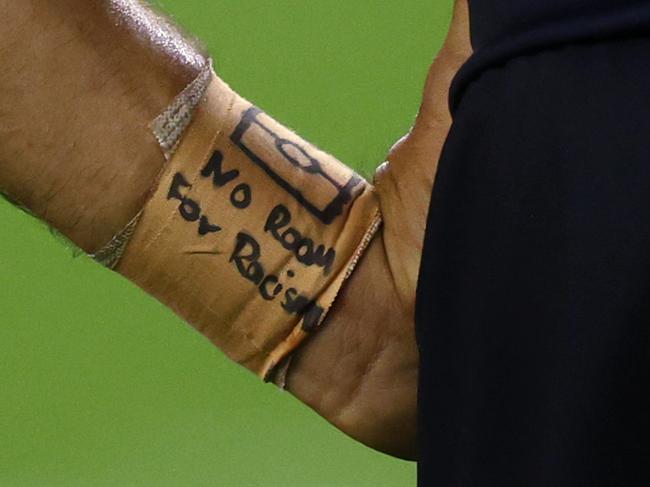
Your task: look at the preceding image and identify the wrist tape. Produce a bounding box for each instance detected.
[95,67,381,381]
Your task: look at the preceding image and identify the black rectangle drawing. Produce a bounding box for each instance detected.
[230,107,365,224]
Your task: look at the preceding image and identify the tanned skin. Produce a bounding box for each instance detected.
[0,0,471,460]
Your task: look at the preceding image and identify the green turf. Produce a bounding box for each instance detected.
[0,1,452,485]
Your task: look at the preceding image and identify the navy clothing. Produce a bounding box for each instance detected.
[415,2,650,485]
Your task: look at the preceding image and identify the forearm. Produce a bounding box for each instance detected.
[0,0,471,462]
[0,0,411,456]
[0,0,204,252]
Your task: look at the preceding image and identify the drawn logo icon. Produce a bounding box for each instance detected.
[231,107,364,224]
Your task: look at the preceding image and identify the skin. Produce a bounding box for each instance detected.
[0,0,471,461]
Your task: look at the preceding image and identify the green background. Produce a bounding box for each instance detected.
[0,1,452,485]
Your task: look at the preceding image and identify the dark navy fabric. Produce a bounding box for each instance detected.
[451,0,650,111]
[415,2,650,485]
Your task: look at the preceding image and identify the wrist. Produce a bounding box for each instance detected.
[286,233,418,459]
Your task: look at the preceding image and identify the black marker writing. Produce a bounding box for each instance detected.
[201,151,239,187]
[282,288,324,332]
[264,204,336,274]
[179,198,201,222]
[201,151,252,210]
[230,232,324,327]
[168,171,221,236]
[168,172,191,200]
[230,232,266,285]
[230,183,252,209]
[198,215,221,236]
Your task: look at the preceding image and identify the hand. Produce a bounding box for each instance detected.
[286,0,472,460]
[375,0,472,314]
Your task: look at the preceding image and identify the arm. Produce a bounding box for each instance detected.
[0,0,471,459]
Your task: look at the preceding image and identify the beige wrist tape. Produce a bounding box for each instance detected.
[100,69,381,381]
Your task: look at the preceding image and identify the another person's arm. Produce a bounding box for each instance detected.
[0,0,470,459]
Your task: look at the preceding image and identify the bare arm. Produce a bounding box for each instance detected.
[0,0,471,459]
